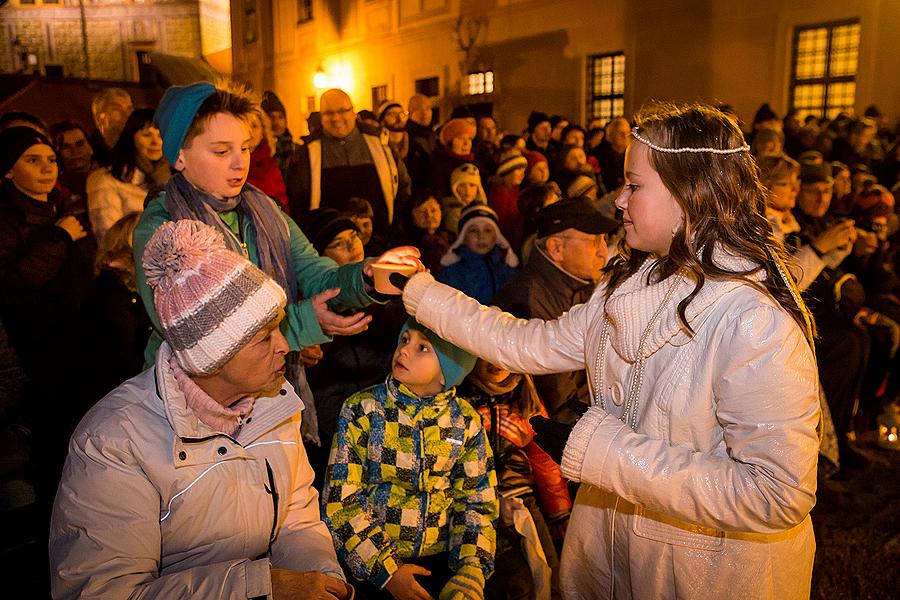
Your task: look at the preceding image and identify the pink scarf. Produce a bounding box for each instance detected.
[170,355,256,437]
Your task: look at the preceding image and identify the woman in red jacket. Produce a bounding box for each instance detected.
[248,110,290,213]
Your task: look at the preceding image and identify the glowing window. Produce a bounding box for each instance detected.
[790,20,860,120]
[587,52,625,123]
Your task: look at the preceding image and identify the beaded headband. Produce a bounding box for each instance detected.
[631,128,750,155]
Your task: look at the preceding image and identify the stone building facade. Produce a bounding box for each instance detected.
[229,0,900,136]
[0,0,231,81]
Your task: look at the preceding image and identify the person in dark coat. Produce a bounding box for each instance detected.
[77,211,152,409]
[428,117,477,198]
[493,199,618,424]
[0,127,96,505]
[399,188,452,275]
[590,117,629,193]
[284,89,411,237]
[404,94,437,191]
[299,208,407,489]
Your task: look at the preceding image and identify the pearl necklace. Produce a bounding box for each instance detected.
[592,278,684,429]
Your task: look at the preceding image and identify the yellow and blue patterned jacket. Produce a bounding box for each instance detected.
[322,376,497,588]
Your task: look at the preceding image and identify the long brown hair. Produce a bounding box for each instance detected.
[604,103,815,342]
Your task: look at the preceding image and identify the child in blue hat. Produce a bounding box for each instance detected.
[323,318,497,600]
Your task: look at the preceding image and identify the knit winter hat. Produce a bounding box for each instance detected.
[523,149,547,175]
[376,100,403,123]
[450,163,487,204]
[441,201,519,268]
[527,110,551,132]
[399,319,476,392]
[566,174,598,199]
[300,207,360,254]
[496,149,528,177]
[154,82,217,164]
[440,118,477,147]
[142,220,287,375]
[0,126,53,175]
[752,103,779,125]
[261,90,287,116]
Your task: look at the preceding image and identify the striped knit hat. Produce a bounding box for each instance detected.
[142,220,287,375]
[496,149,528,177]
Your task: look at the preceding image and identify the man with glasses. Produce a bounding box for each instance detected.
[493,197,618,424]
[285,88,411,238]
[376,100,409,161]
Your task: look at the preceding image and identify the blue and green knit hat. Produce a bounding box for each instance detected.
[154,82,217,164]
[399,318,476,392]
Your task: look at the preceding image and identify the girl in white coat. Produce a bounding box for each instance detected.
[392,104,821,600]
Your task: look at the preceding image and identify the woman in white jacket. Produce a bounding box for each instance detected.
[392,104,821,599]
[86,108,170,241]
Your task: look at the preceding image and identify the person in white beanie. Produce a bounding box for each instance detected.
[437,201,518,304]
[50,220,353,600]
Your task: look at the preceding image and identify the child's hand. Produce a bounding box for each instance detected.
[384,564,435,600]
[499,497,524,526]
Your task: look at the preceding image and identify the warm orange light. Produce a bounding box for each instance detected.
[313,66,327,89]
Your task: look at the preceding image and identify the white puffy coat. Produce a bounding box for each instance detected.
[49,342,344,599]
[401,254,820,600]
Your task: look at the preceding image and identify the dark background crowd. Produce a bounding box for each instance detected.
[1,84,898,597]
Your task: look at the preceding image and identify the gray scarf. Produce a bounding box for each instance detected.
[164,173,298,302]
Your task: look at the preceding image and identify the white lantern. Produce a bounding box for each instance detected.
[876,403,900,451]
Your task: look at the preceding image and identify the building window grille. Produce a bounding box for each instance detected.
[466,71,493,95]
[587,52,625,124]
[790,19,860,119]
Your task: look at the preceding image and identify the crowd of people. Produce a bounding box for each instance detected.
[0,78,897,599]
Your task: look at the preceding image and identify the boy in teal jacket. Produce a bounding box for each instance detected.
[324,319,497,600]
[133,81,421,365]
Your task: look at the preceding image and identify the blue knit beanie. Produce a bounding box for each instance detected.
[154,82,217,164]
[399,319,476,392]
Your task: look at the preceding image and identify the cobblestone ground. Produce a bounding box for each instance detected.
[811,433,900,599]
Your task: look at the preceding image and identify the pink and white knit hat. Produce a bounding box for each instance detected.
[142,220,287,375]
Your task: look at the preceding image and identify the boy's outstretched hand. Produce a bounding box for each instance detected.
[385,564,435,600]
[529,416,574,465]
[311,288,372,336]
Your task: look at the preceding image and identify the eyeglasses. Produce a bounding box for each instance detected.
[321,107,354,119]
[556,234,607,249]
[326,231,360,252]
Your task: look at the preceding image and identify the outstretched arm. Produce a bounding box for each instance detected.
[401,272,595,376]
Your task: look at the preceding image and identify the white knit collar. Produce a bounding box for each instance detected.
[603,248,765,361]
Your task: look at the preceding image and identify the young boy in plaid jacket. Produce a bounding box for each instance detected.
[323,319,497,600]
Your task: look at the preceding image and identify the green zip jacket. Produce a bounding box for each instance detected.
[134,192,375,366]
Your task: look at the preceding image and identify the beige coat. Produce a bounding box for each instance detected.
[49,342,344,599]
[401,255,820,600]
[86,168,149,241]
